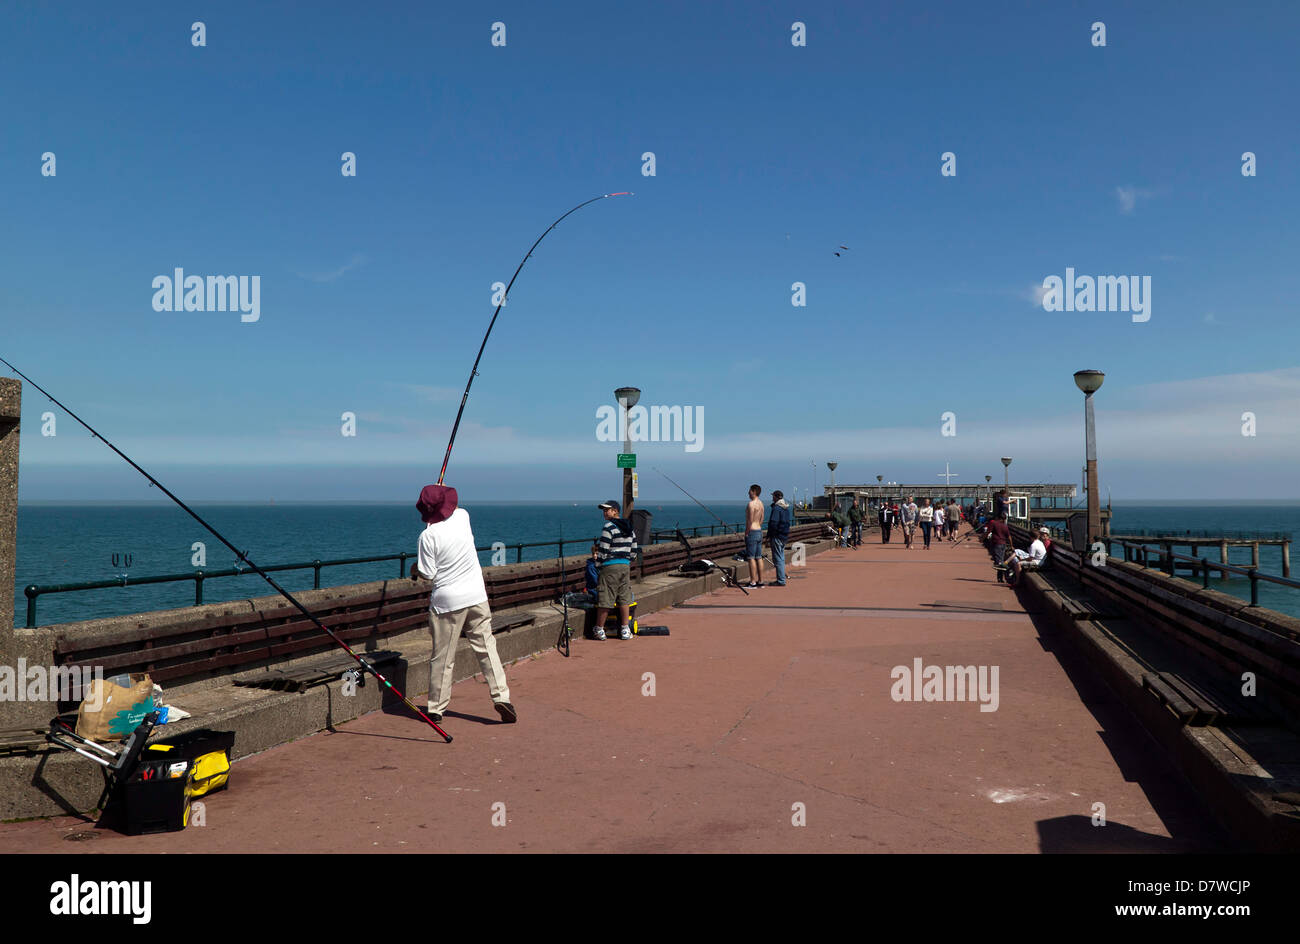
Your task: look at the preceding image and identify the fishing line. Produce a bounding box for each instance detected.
[0,355,454,743]
[653,467,774,566]
[437,191,633,485]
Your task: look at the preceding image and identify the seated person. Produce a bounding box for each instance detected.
[562,544,600,608]
[1008,527,1051,585]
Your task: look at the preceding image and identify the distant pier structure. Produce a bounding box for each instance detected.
[1110,531,1292,579]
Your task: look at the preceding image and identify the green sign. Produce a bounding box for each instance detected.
[617,453,636,469]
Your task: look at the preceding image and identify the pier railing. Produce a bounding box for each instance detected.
[1110,530,1290,541]
[1110,538,1300,606]
[1031,524,1300,608]
[19,526,748,628]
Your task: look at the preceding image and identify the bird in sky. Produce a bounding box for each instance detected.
[834,245,849,257]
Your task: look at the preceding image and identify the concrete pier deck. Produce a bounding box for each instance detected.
[0,524,1231,853]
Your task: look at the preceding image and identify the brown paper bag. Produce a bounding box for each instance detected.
[75,673,157,743]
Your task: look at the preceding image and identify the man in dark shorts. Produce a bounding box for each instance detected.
[592,499,638,639]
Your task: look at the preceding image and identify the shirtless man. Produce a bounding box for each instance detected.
[744,483,765,588]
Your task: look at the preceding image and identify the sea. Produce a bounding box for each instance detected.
[10,501,1300,628]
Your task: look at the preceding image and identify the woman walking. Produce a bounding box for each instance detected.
[918,498,934,550]
[932,501,945,547]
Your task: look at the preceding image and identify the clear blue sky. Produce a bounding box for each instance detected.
[4,1,1298,502]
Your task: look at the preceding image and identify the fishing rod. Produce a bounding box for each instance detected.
[437,191,634,485]
[0,355,453,744]
[653,467,774,566]
[555,523,571,657]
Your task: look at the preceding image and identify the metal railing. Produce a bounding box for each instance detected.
[1109,538,1300,606]
[649,522,745,542]
[19,527,740,628]
[1108,529,1290,541]
[1022,525,1300,609]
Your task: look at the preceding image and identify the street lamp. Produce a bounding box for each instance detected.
[827,461,838,512]
[984,474,992,505]
[1000,456,1012,491]
[1073,369,1105,544]
[615,386,640,518]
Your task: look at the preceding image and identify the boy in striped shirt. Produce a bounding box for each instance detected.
[592,499,638,640]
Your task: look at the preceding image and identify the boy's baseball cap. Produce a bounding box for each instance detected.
[598,499,621,513]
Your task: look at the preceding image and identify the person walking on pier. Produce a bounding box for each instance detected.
[767,489,792,586]
[593,499,639,637]
[948,499,962,540]
[412,484,517,724]
[900,496,919,549]
[919,498,935,549]
[879,501,895,543]
[744,484,766,587]
[931,501,944,548]
[849,497,864,547]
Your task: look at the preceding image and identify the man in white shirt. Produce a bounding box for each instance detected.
[411,484,516,724]
[1008,526,1051,586]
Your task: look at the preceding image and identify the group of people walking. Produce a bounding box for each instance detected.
[874,497,966,549]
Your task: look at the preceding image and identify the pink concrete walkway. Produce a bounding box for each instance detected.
[0,525,1228,853]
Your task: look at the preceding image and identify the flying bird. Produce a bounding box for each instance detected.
[834,245,849,257]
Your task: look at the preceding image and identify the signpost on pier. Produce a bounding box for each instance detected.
[615,386,640,519]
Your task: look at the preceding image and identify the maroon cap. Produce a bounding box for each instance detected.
[417,484,458,524]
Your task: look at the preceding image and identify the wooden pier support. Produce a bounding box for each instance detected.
[1285,541,1292,578]
[1220,540,1229,580]
[1252,541,1260,569]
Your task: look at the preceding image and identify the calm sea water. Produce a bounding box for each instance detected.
[10,502,1300,627]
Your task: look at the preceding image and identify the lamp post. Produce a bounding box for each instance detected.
[984,474,992,505]
[1000,457,1012,491]
[827,461,838,513]
[615,386,640,519]
[1073,370,1105,544]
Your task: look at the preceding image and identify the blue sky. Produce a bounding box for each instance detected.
[4,0,1299,502]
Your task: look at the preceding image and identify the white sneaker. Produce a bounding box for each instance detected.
[593,627,607,641]
[619,625,633,640]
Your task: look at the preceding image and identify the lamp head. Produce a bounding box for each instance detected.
[1000,457,1012,468]
[614,386,641,408]
[827,461,837,472]
[985,475,991,483]
[1073,370,1105,395]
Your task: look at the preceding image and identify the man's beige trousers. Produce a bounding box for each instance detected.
[427,601,510,714]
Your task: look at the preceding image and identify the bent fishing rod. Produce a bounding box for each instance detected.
[0,355,453,744]
[437,191,633,485]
